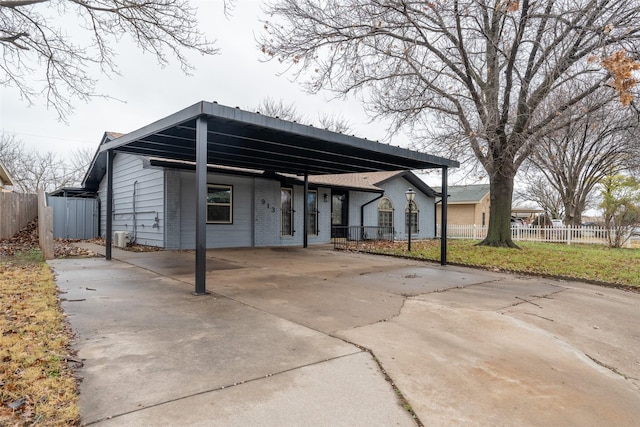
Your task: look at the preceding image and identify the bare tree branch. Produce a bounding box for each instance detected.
[1,0,225,120]
[260,0,640,246]
[0,132,95,192]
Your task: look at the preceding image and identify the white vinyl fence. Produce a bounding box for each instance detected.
[437,224,638,247]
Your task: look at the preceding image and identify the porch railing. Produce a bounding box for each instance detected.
[332,226,395,249]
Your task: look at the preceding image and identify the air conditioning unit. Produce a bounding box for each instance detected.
[114,231,130,248]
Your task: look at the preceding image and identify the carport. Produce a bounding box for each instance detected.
[99,101,459,294]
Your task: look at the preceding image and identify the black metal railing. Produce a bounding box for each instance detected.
[332,226,395,249]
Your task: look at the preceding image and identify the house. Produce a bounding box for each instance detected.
[77,101,458,293]
[81,137,441,249]
[0,160,14,192]
[434,184,490,226]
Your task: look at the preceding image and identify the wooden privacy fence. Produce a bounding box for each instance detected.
[0,192,38,240]
[37,190,54,260]
[437,224,637,247]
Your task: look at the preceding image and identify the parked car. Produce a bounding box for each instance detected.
[582,222,600,227]
[510,217,525,228]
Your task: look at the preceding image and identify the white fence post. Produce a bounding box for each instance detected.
[443,224,618,247]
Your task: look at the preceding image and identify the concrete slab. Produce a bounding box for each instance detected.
[96,352,416,427]
[55,258,381,424]
[337,299,640,426]
[414,276,565,311]
[210,271,406,333]
[55,245,640,426]
[504,283,640,390]
[338,265,501,296]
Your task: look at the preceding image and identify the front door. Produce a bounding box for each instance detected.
[331,190,348,238]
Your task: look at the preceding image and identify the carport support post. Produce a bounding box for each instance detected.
[105,150,114,261]
[303,173,308,248]
[194,116,208,295]
[440,166,448,266]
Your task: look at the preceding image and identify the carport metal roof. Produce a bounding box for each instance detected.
[99,101,458,175]
[98,101,458,295]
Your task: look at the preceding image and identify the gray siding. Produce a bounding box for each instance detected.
[164,170,182,250]
[348,191,379,227]
[98,154,165,247]
[101,160,433,249]
[359,176,436,239]
[170,173,333,249]
[176,172,254,249]
[313,187,332,244]
[254,178,285,247]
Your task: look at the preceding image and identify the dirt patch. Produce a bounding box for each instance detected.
[0,219,96,259]
[85,237,163,252]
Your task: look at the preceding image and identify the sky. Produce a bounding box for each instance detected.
[0,1,412,167]
[1,0,505,191]
[0,1,611,218]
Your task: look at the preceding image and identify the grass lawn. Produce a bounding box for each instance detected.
[357,239,640,287]
[0,250,79,426]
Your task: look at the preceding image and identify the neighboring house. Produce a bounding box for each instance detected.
[434,184,491,226]
[0,160,14,192]
[80,134,439,249]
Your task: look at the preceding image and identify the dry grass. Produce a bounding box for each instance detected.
[357,239,640,288]
[0,250,79,426]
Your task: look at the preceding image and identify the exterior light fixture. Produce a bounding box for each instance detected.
[405,188,416,252]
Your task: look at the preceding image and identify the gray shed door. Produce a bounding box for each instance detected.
[48,197,99,239]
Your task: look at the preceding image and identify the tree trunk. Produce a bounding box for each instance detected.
[478,172,519,248]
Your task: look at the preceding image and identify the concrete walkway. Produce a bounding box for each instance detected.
[51,244,640,426]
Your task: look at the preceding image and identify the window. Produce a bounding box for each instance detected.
[207,185,232,223]
[281,188,293,236]
[307,190,318,235]
[405,200,419,234]
[378,197,394,230]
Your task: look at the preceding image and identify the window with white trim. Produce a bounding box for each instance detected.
[207,185,232,223]
[378,197,394,230]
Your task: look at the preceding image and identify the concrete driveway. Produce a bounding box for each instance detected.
[51,244,640,426]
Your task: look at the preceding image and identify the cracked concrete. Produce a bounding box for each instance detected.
[55,244,640,426]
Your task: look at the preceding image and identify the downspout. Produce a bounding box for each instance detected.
[360,193,384,226]
[131,180,138,244]
[434,194,442,237]
[303,173,309,248]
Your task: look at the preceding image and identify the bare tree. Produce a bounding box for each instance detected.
[255,97,308,122]
[318,113,352,133]
[0,132,24,170]
[516,174,565,220]
[260,0,640,247]
[0,132,91,192]
[526,100,638,226]
[1,0,223,119]
[255,97,353,132]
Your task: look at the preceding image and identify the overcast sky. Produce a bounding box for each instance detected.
[0,1,481,188]
[0,2,394,152]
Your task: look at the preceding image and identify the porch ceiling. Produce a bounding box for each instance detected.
[98,101,459,176]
